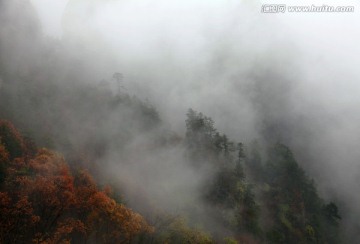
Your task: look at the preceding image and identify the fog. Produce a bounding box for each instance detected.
[9,0,360,240]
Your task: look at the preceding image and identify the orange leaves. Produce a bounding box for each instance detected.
[28,149,66,176]
[74,170,153,243]
[0,143,8,187]
[0,192,10,205]
[0,193,40,243]
[110,204,155,238]
[0,121,153,243]
[0,120,28,159]
[6,150,77,214]
[33,218,86,244]
[0,143,9,163]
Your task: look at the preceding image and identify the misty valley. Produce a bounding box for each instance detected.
[0,0,359,243]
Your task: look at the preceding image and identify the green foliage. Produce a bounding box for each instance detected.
[207,167,243,208]
[0,8,343,239]
[245,140,264,182]
[185,109,217,163]
[323,202,341,223]
[240,185,262,236]
[185,109,237,166]
[149,216,214,244]
[224,237,238,244]
[0,1,344,242]
[185,110,261,239]
[261,143,341,243]
[185,110,341,242]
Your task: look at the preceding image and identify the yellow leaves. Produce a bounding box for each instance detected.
[155,216,213,244]
[305,225,315,238]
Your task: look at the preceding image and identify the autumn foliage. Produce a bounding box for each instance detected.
[0,120,153,244]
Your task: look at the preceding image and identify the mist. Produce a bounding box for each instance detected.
[2,0,360,241]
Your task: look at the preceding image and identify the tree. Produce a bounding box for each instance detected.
[263,143,341,243]
[0,120,27,159]
[0,121,153,243]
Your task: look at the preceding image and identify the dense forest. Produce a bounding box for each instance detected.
[0,0,345,243]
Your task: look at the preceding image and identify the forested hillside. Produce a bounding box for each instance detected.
[0,0,343,243]
[0,120,153,243]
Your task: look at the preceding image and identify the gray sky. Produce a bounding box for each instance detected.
[29,0,360,238]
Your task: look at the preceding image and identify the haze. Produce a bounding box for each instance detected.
[24,0,360,240]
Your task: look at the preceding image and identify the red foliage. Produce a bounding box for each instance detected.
[0,121,153,243]
[0,120,28,159]
[0,192,40,243]
[0,143,9,163]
